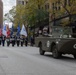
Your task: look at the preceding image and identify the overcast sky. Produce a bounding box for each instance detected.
[2,0,16,15]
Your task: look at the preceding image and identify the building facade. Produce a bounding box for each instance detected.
[0,0,3,28]
[16,0,28,5]
[48,0,76,26]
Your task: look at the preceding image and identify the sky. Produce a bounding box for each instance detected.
[2,0,16,15]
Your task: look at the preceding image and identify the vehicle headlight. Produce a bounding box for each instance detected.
[69,35,72,38]
[56,39,61,44]
[56,41,59,44]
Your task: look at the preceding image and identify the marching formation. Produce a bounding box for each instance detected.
[0,24,28,47]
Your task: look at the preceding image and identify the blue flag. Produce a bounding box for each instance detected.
[16,25,21,36]
[2,25,7,36]
[4,25,6,30]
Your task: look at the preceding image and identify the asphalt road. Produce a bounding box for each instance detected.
[0,45,76,75]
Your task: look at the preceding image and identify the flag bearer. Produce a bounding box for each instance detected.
[6,28,10,46]
[11,35,15,47]
[20,35,24,47]
[2,25,7,46]
[20,24,28,46]
[6,36,10,46]
[2,35,6,46]
[16,36,20,47]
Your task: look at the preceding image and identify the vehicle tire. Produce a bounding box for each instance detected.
[39,44,45,55]
[52,45,61,59]
[73,54,76,59]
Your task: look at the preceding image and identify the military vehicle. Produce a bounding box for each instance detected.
[35,26,76,59]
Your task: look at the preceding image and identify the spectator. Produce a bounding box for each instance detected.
[30,35,34,46]
[25,37,28,47]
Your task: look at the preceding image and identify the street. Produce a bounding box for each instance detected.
[0,45,76,75]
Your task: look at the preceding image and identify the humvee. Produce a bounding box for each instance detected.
[35,26,76,59]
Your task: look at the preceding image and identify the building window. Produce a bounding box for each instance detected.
[18,1,21,5]
[57,0,61,10]
[45,3,49,10]
[64,0,67,6]
[22,1,24,5]
[64,0,71,6]
[55,2,57,10]
[58,6,60,10]
[68,0,70,6]
[26,1,28,4]
[52,3,55,10]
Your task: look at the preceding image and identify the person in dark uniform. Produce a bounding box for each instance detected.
[11,35,15,47]
[6,28,11,46]
[6,37,10,46]
[30,35,34,46]
[2,35,6,46]
[16,36,20,47]
[20,35,24,47]
[0,28,2,45]
[25,37,28,47]
[0,36,2,45]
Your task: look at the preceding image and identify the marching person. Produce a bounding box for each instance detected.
[11,35,15,47]
[2,24,8,46]
[20,35,24,47]
[16,35,20,47]
[20,24,27,46]
[0,35,2,45]
[0,28,2,45]
[6,36,10,46]
[2,35,6,46]
[6,28,10,46]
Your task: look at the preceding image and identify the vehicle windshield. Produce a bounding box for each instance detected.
[52,26,72,34]
[51,26,72,37]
